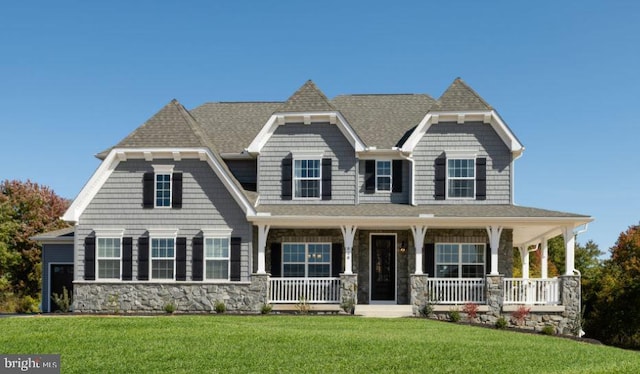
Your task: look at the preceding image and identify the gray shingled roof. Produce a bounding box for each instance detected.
[31,227,75,241]
[276,80,337,113]
[256,204,590,218]
[331,94,435,148]
[433,77,493,111]
[191,102,281,154]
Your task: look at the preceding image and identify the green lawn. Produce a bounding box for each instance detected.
[1,315,639,373]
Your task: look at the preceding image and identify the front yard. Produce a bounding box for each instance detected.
[1,315,638,373]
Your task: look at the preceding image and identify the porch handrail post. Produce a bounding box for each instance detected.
[411,225,428,275]
[486,226,503,275]
[341,225,357,275]
[257,224,270,274]
[541,238,549,279]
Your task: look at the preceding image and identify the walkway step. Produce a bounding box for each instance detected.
[355,305,414,318]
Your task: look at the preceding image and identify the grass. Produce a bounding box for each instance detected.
[1,315,639,373]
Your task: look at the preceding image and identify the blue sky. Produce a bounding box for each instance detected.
[1,1,638,253]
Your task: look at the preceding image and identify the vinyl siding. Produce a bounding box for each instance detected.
[414,121,512,204]
[358,160,410,204]
[225,159,257,191]
[76,159,252,281]
[258,122,356,204]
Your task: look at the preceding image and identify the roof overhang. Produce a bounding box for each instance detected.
[246,111,366,154]
[401,110,524,158]
[62,148,257,222]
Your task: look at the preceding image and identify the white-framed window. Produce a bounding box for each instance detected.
[282,243,331,277]
[435,243,485,278]
[376,160,392,192]
[205,237,230,281]
[447,158,475,199]
[294,159,321,199]
[153,165,174,207]
[151,237,176,280]
[97,237,121,280]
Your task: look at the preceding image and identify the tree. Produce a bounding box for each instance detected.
[0,180,70,312]
[584,224,640,349]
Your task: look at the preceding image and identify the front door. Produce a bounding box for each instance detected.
[50,264,73,312]
[371,235,396,302]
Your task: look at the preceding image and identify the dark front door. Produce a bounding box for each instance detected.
[50,264,73,312]
[371,235,396,301]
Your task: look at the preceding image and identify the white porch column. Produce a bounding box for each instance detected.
[340,225,357,275]
[518,246,529,279]
[541,239,549,278]
[486,226,503,275]
[563,226,576,276]
[257,224,270,274]
[411,225,428,275]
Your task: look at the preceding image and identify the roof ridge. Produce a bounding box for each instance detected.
[276,80,337,113]
[434,77,493,111]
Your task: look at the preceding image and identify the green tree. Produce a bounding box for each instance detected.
[0,180,69,312]
[584,224,640,349]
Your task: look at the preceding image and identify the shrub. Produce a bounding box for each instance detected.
[511,305,530,326]
[51,287,72,313]
[462,302,479,322]
[16,295,39,313]
[163,301,176,314]
[541,325,556,335]
[260,303,273,315]
[448,309,461,323]
[214,300,226,314]
[295,297,310,314]
[495,316,508,329]
[419,304,433,318]
[107,293,120,314]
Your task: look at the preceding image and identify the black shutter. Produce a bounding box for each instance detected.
[476,158,487,201]
[281,157,292,200]
[192,237,204,281]
[434,157,446,200]
[176,237,187,281]
[84,237,95,281]
[321,158,332,200]
[138,237,149,281]
[230,237,241,281]
[424,243,435,277]
[392,160,403,193]
[122,237,133,281]
[486,242,492,275]
[172,172,183,208]
[143,172,154,208]
[364,160,375,193]
[270,243,282,277]
[332,243,343,277]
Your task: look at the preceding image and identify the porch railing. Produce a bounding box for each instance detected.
[426,278,486,304]
[503,278,560,305]
[269,277,341,303]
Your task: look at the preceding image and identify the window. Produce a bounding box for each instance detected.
[435,243,485,278]
[155,173,171,207]
[97,237,121,279]
[282,243,331,277]
[436,244,485,278]
[205,237,230,280]
[376,160,391,192]
[151,238,175,280]
[294,159,321,198]
[447,159,475,198]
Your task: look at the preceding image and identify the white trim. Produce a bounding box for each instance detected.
[375,160,392,193]
[48,262,73,313]
[293,158,322,200]
[446,157,476,200]
[201,228,233,237]
[444,149,478,158]
[95,236,123,281]
[400,110,524,156]
[281,242,332,278]
[62,148,257,222]
[290,150,325,159]
[152,164,174,173]
[246,111,366,154]
[149,235,177,281]
[434,243,486,278]
[93,228,125,237]
[203,236,231,282]
[369,233,398,304]
[148,228,179,237]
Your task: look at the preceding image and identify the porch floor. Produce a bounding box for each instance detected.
[355,305,413,318]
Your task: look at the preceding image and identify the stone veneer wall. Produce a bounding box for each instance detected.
[73,274,269,313]
[411,274,582,336]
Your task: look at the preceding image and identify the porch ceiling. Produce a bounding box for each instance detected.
[250,204,592,245]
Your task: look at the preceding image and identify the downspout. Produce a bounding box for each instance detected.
[399,153,416,206]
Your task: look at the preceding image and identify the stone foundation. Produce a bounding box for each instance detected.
[340,273,358,312]
[73,274,269,313]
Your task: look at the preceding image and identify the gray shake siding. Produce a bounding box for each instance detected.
[258,122,357,204]
[76,159,252,281]
[414,121,512,204]
[358,160,411,204]
[41,243,74,312]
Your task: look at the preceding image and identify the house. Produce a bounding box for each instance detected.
[39,78,591,332]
